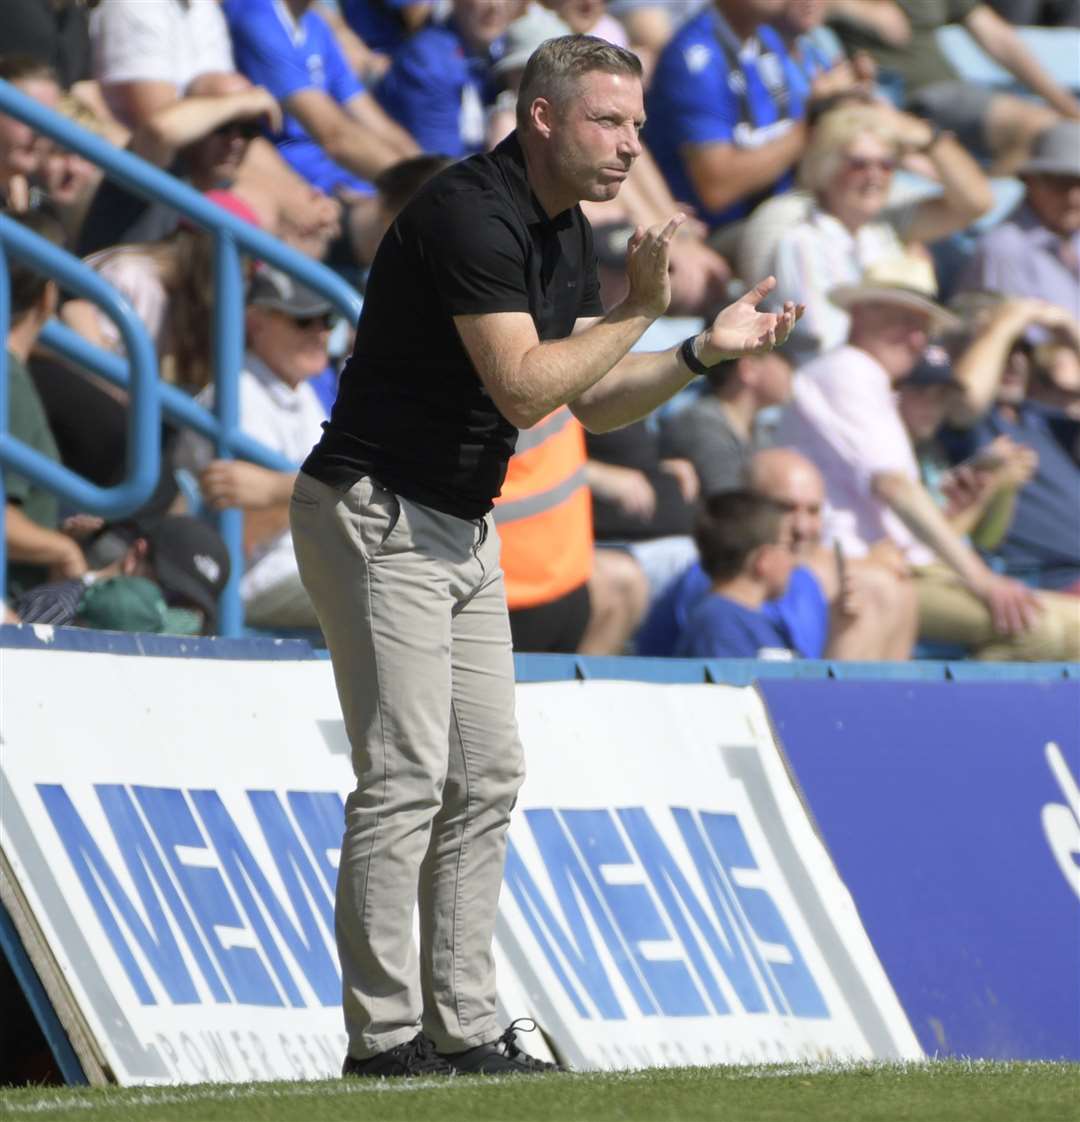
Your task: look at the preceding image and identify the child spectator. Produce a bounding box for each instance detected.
[674,489,797,658]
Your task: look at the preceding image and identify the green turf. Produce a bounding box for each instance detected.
[1,1061,1077,1122]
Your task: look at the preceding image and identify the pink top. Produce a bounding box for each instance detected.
[778,345,934,566]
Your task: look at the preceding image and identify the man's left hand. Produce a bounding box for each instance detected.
[700,277,803,363]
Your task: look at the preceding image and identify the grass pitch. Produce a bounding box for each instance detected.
[1,1061,1077,1122]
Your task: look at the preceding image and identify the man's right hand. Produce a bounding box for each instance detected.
[975,572,1041,636]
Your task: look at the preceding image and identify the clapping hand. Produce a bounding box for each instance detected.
[699,277,804,364]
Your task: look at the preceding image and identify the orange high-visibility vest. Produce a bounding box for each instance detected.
[494,407,593,610]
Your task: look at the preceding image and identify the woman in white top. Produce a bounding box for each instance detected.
[739,100,993,363]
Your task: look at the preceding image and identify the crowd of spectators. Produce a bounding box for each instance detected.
[2,0,1078,662]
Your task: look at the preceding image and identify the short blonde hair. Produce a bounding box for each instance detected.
[798,103,901,196]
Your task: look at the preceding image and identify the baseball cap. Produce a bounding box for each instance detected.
[142,515,230,621]
[248,266,333,318]
[900,343,958,388]
[78,577,203,636]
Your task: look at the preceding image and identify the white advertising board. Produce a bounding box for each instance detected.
[0,642,920,1085]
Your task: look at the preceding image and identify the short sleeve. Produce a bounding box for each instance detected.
[316,14,365,104]
[659,41,738,147]
[416,193,532,317]
[226,3,321,102]
[91,0,171,85]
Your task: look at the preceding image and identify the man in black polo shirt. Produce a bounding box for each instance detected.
[290,35,800,1078]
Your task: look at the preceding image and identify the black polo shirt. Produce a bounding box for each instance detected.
[301,132,604,519]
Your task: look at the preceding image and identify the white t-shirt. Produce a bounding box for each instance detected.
[92,0,235,104]
[175,352,328,602]
[777,345,934,567]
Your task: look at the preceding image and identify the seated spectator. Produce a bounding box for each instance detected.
[223,0,419,203]
[174,267,333,629]
[898,343,1040,554]
[777,251,1080,658]
[958,121,1080,318]
[62,200,257,392]
[740,100,991,362]
[644,0,816,243]
[495,406,649,654]
[944,295,1080,593]
[375,0,513,157]
[1029,336,1080,421]
[674,489,798,658]
[659,350,794,497]
[337,0,435,58]
[587,419,701,601]
[0,57,62,212]
[14,514,230,635]
[637,447,917,658]
[3,209,87,599]
[89,0,237,128]
[775,0,866,99]
[827,0,1080,172]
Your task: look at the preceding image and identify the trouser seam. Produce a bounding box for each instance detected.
[447,694,473,1039]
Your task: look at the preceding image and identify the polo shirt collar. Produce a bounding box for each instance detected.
[245,350,306,411]
[494,131,574,230]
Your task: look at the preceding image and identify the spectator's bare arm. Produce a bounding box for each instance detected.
[285,87,415,182]
[684,124,807,217]
[823,0,911,46]
[134,87,282,168]
[963,4,1080,119]
[5,504,87,580]
[319,3,392,83]
[871,468,1040,634]
[343,90,419,160]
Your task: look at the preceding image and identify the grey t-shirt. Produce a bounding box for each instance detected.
[659,396,751,497]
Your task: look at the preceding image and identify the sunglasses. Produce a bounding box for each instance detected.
[212,119,263,140]
[844,156,897,174]
[285,311,335,330]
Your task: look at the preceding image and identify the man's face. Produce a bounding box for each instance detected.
[1025,172,1080,238]
[547,69,644,204]
[186,120,258,185]
[720,0,788,26]
[0,76,60,184]
[453,0,513,50]
[755,465,825,557]
[897,383,955,442]
[247,306,332,385]
[852,302,933,382]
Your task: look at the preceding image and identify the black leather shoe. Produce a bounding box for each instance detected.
[342,1033,455,1078]
[440,1019,564,1075]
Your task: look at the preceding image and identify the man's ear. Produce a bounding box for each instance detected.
[122,538,151,576]
[530,97,556,139]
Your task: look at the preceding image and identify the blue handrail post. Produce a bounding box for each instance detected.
[213,230,246,637]
[0,243,10,604]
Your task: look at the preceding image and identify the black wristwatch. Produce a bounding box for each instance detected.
[679,334,711,377]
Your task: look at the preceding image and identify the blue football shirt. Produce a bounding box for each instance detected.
[375,20,500,157]
[674,593,796,659]
[644,9,802,229]
[224,0,370,194]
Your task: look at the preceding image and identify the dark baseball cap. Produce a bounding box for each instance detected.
[248,266,333,318]
[142,515,231,621]
[900,343,958,388]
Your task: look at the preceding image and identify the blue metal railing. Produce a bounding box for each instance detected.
[0,80,363,634]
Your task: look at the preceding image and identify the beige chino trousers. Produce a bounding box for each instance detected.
[290,472,525,1059]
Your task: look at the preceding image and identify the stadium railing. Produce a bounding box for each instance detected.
[0,79,363,635]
